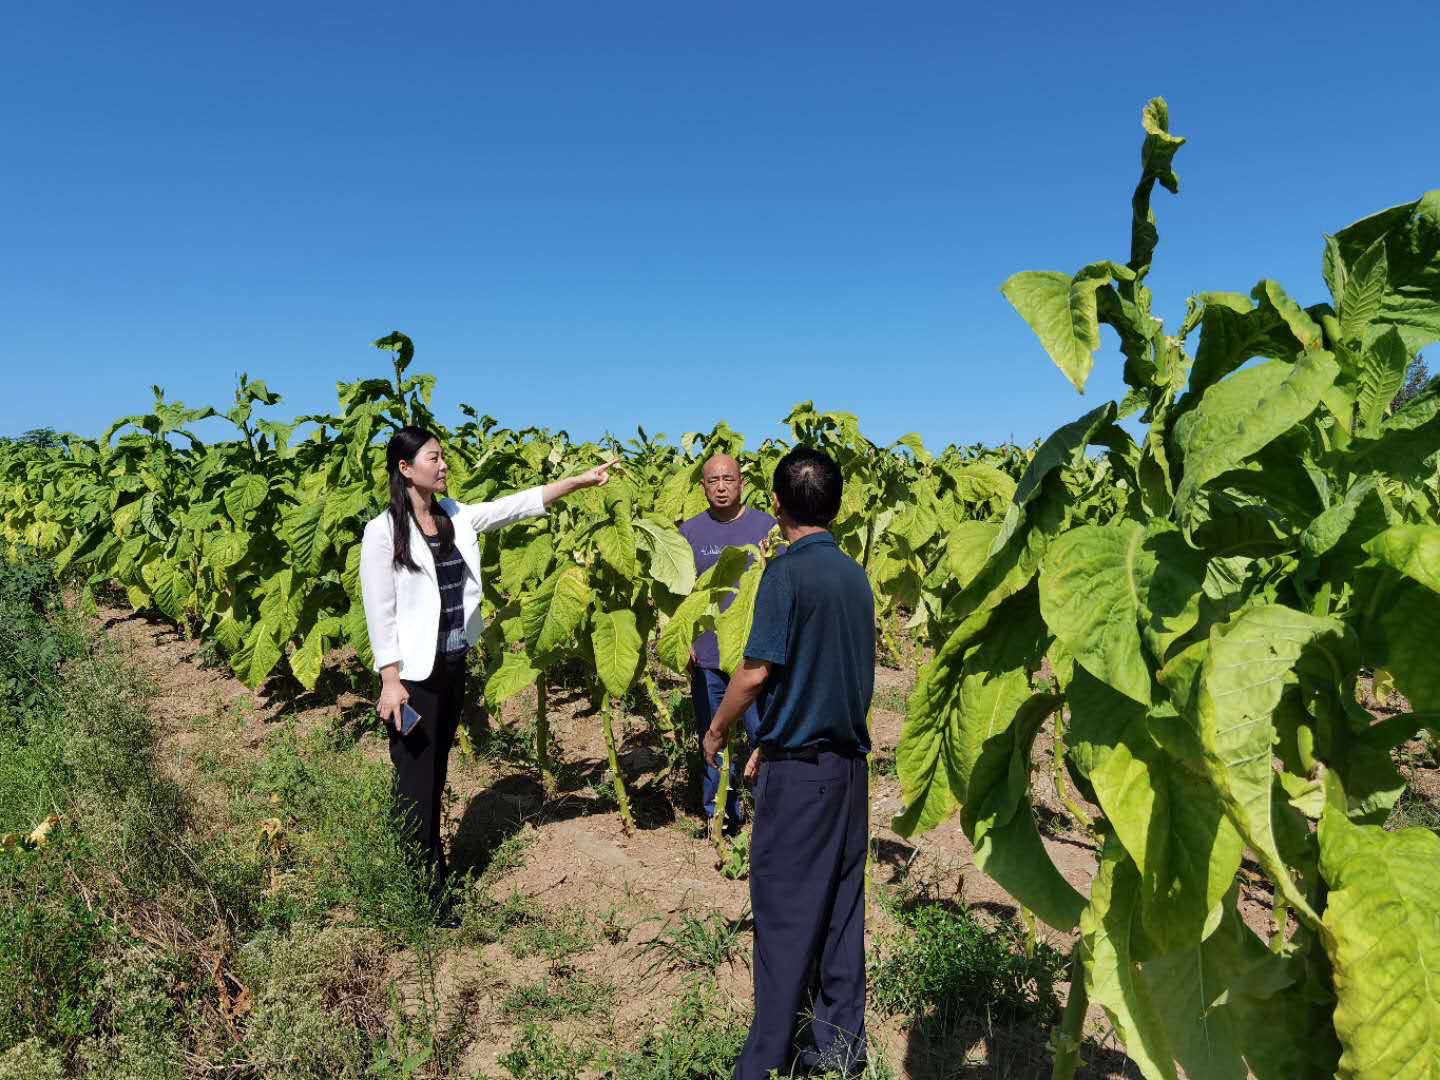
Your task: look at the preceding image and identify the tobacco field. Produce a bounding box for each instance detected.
[4,101,1440,1079]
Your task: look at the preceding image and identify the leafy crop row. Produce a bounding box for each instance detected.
[895,100,1440,1079]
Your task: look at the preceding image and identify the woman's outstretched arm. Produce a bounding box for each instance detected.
[454,460,619,533]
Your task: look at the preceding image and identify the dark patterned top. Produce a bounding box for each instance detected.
[425,533,469,656]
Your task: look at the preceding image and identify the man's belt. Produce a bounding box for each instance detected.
[761,743,862,762]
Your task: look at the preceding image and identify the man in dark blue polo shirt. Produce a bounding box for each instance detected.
[702,446,874,1080]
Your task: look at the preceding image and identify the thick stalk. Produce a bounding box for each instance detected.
[879,615,905,669]
[709,727,737,853]
[640,669,677,784]
[1050,943,1089,1080]
[641,670,674,735]
[602,697,635,833]
[535,675,556,798]
[1270,895,1289,954]
[1050,712,1094,832]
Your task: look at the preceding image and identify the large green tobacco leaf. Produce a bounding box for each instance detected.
[1361,527,1440,711]
[1079,837,1178,1079]
[1173,350,1339,529]
[499,533,553,594]
[286,496,328,574]
[634,519,695,596]
[1254,280,1322,350]
[1333,191,1440,354]
[1319,806,1440,1079]
[1300,476,1382,559]
[891,626,972,837]
[1138,894,1340,1080]
[591,608,644,700]
[1351,390,1440,482]
[595,518,639,578]
[238,620,283,687]
[224,474,268,524]
[944,462,1016,509]
[1001,265,1116,393]
[485,651,540,708]
[290,616,341,690]
[205,530,248,571]
[1364,523,1440,592]
[656,587,715,673]
[1126,97,1184,274]
[1184,302,1287,407]
[967,692,1084,930]
[522,565,591,657]
[893,589,1045,839]
[1358,575,1440,713]
[1338,236,1390,345]
[715,561,763,675]
[1354,328,1412,434]
[945,520,1002,587]
[1010,402,1117,513]
[1067,668,1243,954]
[1197,605,1345,928]
[1039,522,1204,705]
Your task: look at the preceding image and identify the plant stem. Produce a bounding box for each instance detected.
[535,674,556,798]
[602,696,634,833]
[1050,943,1089,1080]
[1050,711,1094,832]
[710,728,736,854]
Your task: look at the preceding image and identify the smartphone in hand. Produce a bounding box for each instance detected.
[398,703,421,736]
[379,702,423,736]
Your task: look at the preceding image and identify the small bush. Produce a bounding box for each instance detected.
[869,900,1065,1029]
[497,1022,592,1079]
[637,909,750,977]
[499,969,614,1023]
[608,980,748,1079]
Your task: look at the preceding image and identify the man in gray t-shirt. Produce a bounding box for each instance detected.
[678,453,776,830]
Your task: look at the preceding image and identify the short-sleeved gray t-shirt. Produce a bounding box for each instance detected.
[678,506,777,669]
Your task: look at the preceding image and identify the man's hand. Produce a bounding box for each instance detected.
[744,748,761,784]
[702,726,726,767]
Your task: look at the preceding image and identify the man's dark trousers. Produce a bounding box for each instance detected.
[735,750,868,1079]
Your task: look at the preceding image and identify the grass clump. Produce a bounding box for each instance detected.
[495,1022,593,1079]
[1386,784,1440,835]
[608,980,748,1079]
[499,968,615,1022]
[637,908,750,976]
[869,900,1065,1029]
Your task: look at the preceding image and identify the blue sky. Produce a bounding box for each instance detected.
[6,2,1439,452]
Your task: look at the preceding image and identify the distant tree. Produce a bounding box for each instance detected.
[0,428,61,448]
[1392,354,1430,412]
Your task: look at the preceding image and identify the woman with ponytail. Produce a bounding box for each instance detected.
[359,426,613,909]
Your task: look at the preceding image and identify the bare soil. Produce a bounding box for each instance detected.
[96,604,1440,1078]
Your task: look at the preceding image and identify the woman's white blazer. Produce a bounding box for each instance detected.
[358,488,546,681]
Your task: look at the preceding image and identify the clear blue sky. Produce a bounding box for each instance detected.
[6,2,1439,452]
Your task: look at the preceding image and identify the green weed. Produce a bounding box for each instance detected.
[869,899,1065,1033]
[637,908,750,976]
[499,968,615,1022]
[496,1022,592,1079]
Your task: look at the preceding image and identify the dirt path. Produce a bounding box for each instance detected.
[96,604,1138,1077]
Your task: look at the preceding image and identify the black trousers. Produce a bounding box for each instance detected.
[735,751,869,1079]
[391,652,466,897]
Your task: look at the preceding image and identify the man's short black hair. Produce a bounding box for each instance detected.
[773,447,842,527]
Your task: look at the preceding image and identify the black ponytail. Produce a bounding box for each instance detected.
[385,426,455,572]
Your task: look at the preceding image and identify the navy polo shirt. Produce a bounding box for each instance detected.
[743,531,874,754]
